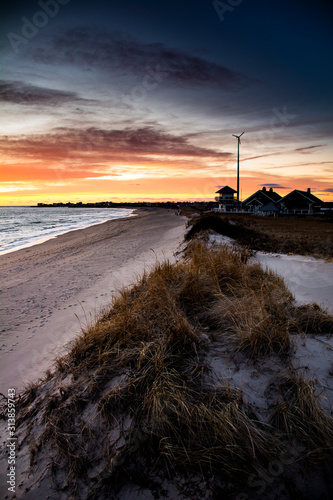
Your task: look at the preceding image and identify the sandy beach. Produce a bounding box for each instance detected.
[0,208,187,394]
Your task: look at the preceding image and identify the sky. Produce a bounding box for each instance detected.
[1,0,332,205]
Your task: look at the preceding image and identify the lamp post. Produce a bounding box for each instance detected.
[232,132,244,211]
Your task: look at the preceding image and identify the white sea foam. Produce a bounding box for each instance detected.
[0,207,136,255]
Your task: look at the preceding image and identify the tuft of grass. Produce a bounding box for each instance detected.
[209,290,291,356]
[289,303,333,335]
[154,386,279,480]
[270,374,333,461]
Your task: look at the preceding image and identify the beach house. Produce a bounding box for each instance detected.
[278,188,324,214]
[215,186,237,212]
[242,187,282,214]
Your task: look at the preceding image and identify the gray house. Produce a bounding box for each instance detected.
[243,187,282,213]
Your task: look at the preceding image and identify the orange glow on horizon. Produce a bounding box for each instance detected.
[1,137,333,205]
[1,174,332,206]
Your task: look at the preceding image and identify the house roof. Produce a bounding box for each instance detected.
[215,186,237,194]
[247,197,264,206]
[279,190,323,206]
[266,191,282,202]
[243,188,282,205]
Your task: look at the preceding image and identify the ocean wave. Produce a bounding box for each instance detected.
[0,207,136,255]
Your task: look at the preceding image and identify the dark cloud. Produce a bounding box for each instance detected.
[295,145,325,153]
[323,188,333,193]
[259,183,291,189]
[243,153,285,162]
[28,28,252,89]
[0,80,92,106]
[1,126,230,160]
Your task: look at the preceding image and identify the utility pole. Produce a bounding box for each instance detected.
[232,132,244,211]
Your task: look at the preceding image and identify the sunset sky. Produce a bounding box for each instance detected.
[1,0,332,205]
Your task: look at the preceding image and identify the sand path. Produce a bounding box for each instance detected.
[0,209,186,393]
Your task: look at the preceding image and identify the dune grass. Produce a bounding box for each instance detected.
[186,213,333,259]
[13,241,333,499]
[270,374,333,460]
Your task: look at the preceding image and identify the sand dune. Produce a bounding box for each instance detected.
[1,214,333,499]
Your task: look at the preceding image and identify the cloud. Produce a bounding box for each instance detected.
[28,28,252,89]
[295,144,326,153]
[258,183,291,189]
[0,126,233,183]
[0,182,39,192]
[0,80,92,106]
[323,188,333,193]
[285,161,333,169]
[243,152,285,162]
[1,126,230,160]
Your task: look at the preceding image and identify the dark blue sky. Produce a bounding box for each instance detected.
[1,0,332,202]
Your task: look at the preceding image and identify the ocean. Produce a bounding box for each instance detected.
[0,206,136,255]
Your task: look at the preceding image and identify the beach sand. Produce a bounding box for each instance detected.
[0,208,187,394]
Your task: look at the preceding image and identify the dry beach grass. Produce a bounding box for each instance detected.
[3,239,333,499]
[185,213,333,260]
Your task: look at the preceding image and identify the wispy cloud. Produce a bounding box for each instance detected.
[0,80,93,106]
[242,152,286,162]
[27,28,253,89]
[295,144,326,153]
[0,182,39,192]
[258,183,291,189]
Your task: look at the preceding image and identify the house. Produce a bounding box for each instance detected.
[279,188,323,214]
[258,202,280,216]
[243,187,282,213]
[215,186,237,212]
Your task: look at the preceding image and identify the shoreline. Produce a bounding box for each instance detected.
[0,206,136,256]
[0,208,187,393]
